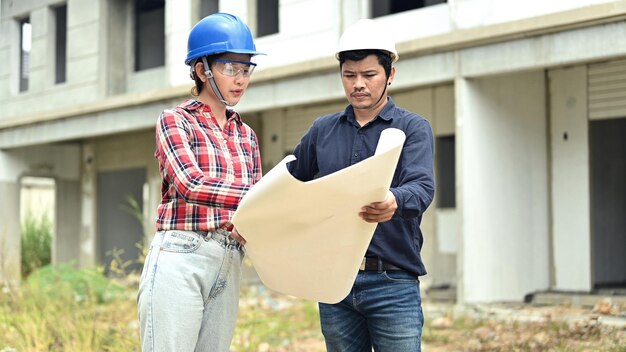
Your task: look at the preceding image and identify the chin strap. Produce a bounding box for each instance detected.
[201,57,235,107]
[373,80,389,107]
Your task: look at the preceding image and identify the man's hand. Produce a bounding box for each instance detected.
[231,228,247,246]
[359,191,397,223]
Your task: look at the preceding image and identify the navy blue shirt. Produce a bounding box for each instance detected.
[288,97,435,276]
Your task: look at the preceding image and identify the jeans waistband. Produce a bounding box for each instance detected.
[359,257,404,272]
[195,229,242,250]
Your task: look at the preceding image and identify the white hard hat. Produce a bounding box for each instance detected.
[336,19,399,63]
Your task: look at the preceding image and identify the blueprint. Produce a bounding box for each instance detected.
[232,128,406,303]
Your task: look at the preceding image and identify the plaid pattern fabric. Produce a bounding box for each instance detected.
[155,99,262,232]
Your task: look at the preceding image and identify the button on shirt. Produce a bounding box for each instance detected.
[155,99,262,232]
[288,97,435,276]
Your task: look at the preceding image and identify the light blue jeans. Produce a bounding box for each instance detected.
[319,270,424,352]
[137,229,243,352]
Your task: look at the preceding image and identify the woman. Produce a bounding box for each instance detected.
[137,13,263,352]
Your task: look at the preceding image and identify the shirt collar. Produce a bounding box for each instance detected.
[341,97,396,123]
[179,99,243,125]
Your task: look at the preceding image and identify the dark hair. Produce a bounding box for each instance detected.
[190,54,218,96]
[338,49,393,78]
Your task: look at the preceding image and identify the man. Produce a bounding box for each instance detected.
[288,19,435,351]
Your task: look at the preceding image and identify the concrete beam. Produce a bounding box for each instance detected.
[2,13,626,150]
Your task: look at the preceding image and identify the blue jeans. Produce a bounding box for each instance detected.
[137,230,243,352]
[319,270,423,352]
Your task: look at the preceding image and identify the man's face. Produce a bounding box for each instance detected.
[340,54,393,111]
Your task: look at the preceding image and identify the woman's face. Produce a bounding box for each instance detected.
[208,53,254,106]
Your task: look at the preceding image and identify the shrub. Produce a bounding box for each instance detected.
[20,212,52,278]
[26,262,125,304]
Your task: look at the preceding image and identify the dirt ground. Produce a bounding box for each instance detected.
[251,294,626,352]
[236,283,626,351]
[422,298,626,351]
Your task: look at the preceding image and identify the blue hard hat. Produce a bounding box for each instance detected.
[185,13,264,65]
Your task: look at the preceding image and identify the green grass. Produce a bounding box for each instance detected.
[0,265,323,352]
[0,264,137,352]
[3,263,624,352]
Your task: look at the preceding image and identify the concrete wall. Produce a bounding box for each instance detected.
[457,71,550,303]
[548,66,592,291]
[3,1,626,123]
[0,0,102,120]
[258,108,285,171]
[19,176,55,222]
[165,0,194,87]
[452,0,617,29]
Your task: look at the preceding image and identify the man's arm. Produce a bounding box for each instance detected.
[361,119,435,222]
[287,120,319,181]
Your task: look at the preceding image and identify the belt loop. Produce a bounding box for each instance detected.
[377,257,383,272]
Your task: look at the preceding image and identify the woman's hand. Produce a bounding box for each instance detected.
[231,227,247,246]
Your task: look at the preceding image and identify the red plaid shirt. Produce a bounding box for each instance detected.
[155,99,262,232]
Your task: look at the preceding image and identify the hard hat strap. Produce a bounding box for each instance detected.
[202,57,235,107]
[372,79,389,107]
[189,63,197,80]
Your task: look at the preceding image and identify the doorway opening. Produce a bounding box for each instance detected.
[19,176,55,277]
[590,117,626,289]
[97,168,146,276]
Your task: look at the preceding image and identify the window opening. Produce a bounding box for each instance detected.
[436,135,456,208]
[54,5,67,84]
[372,0,446,18]
[200,0,219,18]
[19,17,31,92]
[257,0,279,37]
[134,0,165,71]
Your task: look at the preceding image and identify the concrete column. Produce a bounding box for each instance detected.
[0,181,20,282]
[0,150,23,283]
[101,0,129,96]
[456,72,550,303]
[548,66,592,291]
[145,156,160,245]
[79,143,97,269]
[455,77,469,304]
[66,0,101,86]
[0,12,12,98]
[55,179,81,264]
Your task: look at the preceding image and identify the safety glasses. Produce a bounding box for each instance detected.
[213,59,257,77]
